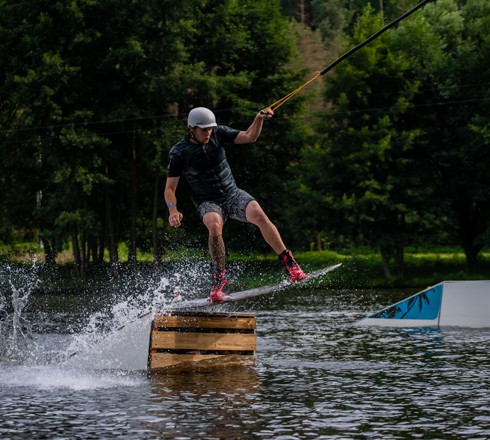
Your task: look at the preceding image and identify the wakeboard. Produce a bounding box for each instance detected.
[169,262,342,310]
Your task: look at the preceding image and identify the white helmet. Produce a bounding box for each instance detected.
[188,107,217,128]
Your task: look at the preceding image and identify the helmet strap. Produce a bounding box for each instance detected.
[188,128,202,145]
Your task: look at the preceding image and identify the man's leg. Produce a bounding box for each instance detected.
[245,200,286,254]
[245,201,307,282]
[203,211,225,269]
[203,211,229,300]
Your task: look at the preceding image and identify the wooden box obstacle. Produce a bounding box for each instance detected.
[148,311,257,370]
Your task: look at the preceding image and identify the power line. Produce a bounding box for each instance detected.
[2,82,489,137]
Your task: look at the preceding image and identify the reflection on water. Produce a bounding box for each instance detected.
[1,267,490,439]
[149,367,262,439]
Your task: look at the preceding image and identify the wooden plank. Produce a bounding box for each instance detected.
[153,314,256,331]
[151,353,227,369]
[150,353,255,370]
[151,331,257,351]
[161,311,255,319]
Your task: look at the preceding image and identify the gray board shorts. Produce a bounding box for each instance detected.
[196,189,255,223]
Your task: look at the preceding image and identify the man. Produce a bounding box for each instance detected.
[164,107,306,302]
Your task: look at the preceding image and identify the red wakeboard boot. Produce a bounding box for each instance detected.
[208,269,230,302]
[278,249,307,282]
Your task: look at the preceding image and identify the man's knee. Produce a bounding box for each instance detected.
[255,211,271,226]
[247,206,272,227]
[204,213,223,235]
[207,223,223,235]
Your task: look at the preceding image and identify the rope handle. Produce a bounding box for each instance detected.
[262,71,321,113]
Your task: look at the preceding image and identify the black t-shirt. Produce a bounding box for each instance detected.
[167,125,240,204]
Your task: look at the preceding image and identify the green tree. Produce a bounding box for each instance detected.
[1,0,304,265]
[292,0,490,273]
[404,0,490,268]
[290,5,432,276]
[0,1,83,261]
[0,0,199,267]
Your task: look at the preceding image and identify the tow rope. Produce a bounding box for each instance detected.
[264,0,434,113]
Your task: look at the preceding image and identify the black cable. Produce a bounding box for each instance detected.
[320,0,434,76]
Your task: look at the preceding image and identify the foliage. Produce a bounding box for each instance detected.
[397,0,490,268]
[0,0,302,269]
[289,0,490,273]
[1,0,489,281]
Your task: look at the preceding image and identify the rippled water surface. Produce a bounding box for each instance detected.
[1,281,490,439]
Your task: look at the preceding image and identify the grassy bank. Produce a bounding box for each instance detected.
[1,245,489,292]
[229,248,490,289]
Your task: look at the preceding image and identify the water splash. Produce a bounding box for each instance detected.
[0,263,40,363]
[64,261,212,370]
[0,364,146,390]
[0,259,247,371]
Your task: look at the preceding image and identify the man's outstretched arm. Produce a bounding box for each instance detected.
[234,108,273,144]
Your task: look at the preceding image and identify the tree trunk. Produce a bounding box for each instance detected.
[105,168,118,265]
[380,247,392,278]
[394,245,405,277]
[462,237,481,271]
[152,173,164,265]
[71,228,82,275]
[128,134,137,265]
[40,235,56,265]
[89,236,98,264]
[457,201,486,271]
[97,219,105,264]
[315,233,323,251]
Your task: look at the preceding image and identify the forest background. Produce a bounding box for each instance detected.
[1,0,490,286]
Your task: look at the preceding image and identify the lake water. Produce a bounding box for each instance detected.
[1,264,489,439]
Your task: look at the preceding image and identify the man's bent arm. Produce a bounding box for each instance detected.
[235,109,273,144]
